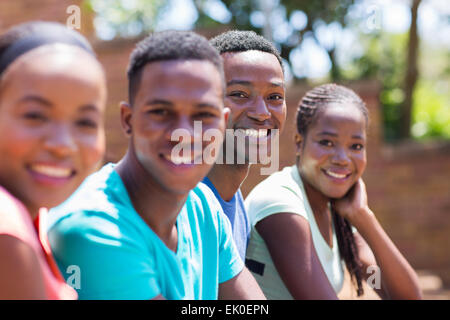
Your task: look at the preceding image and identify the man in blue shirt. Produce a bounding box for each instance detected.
[47,31,265,300]
[203,31,287,261]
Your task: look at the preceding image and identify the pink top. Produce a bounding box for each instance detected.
[0,186,77,300]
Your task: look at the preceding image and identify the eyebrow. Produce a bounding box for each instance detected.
[146,99,221,111]
[19,96,100,113]
[78,104,101,113]
[269,81,284,88]
[196,103,221,111]
[145,99,173,106]
[19,95,52,107]
[227,79,284,88]
[227,80,252,87]
[318,131,365,140]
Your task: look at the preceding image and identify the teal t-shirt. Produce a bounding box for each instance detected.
[47,163,244,300]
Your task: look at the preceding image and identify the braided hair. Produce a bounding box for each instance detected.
[296,83,368,296]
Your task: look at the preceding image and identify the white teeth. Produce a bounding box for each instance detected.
[326,170,348,179]
[244,129,268,138]
[244,129,255,137]
[165,154,192,165]
[31,165,72,178]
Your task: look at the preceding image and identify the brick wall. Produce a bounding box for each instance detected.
[1,0,449,286]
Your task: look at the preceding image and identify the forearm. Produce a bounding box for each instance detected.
[219,268,267,300]
[351,209,422,300]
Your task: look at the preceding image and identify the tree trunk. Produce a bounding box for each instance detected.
[400,0,421,140]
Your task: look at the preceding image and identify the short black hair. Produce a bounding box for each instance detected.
[209,30,283,70]
[127,30,224,106]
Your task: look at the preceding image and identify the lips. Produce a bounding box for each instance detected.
[242,128,269,138]
[27,163,76,187]
[29,164,74,178]
[322,168,352,180]
[162,153,193,165]
[160,152,203,166]
[234,126,274,139]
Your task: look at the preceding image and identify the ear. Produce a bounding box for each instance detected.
[294,133,303,155]
[120,101,133,137]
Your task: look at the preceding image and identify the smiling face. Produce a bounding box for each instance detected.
[297,103,367,199]
[0,45,106,215]
[222,50,286,162]
[123,59,225,195]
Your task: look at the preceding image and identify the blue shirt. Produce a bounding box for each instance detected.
[47,163,244,300]
[202,177,250,262]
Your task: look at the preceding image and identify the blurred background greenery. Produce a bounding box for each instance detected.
[84,0,449,142]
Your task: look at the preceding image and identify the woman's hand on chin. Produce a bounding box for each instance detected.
[331,179,373,226]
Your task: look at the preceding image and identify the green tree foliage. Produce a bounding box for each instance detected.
[411,80,450,139]
[193,0,356,81]
[86,0,166,39]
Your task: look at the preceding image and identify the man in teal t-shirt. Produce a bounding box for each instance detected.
[47,31,265,300]
[48,164,242,299]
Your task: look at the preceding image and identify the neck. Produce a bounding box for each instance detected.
[207,163,250,201]
[115,151,187,247]
[297,164,330,217]
[0,182,39,221]
[302,181,330,216]
[27,205,40,222]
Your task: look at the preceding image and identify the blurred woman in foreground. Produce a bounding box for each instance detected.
[0,21,106,299]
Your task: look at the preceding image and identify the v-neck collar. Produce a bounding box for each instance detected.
[290,165,336,252]
[109,164,186,257]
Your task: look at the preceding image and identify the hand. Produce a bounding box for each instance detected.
[331,179,371,224]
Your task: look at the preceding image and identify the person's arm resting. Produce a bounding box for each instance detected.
[219,267,266,300]
[256,212,338,300]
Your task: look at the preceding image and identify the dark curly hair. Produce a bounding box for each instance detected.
[127,30,224,106]
[296,83,369,297]
[209,30,283,71]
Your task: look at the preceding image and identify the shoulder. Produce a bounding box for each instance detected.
[0,186,28,221]
[0,187,46,298]
[245,166,309,226]
[185,183,230,234]
[190,182,223,215]
[48,163,135,234]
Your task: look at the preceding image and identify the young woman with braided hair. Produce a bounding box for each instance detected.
[244,83,422,299]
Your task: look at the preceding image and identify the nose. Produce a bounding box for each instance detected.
[168,117,202,146]
[331,146,350,166]
[44,123,77,158]
[247,97,271,122]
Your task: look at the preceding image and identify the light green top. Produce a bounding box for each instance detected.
[244,165,345,299]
